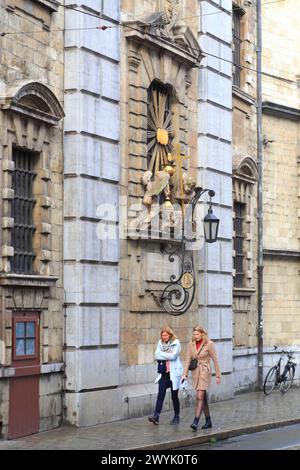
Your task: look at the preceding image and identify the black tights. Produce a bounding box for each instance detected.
[195,390,210,419]
[155,373,180,416]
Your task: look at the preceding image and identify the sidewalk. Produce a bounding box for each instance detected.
[0,388,300,450]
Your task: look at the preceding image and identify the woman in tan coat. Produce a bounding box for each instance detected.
[182,326,221,431]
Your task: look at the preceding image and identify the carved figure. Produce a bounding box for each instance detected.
[141,170,171,225]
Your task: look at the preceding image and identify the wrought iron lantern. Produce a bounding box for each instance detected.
[149,187,219,315]
[203,199,220,243]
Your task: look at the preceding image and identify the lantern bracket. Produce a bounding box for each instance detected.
[147,187,219,315]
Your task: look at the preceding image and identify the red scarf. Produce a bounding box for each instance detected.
[196,340,204,351]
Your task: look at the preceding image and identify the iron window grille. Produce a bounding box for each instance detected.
[11,148,37,274]
[233,6,244,87]
[233,201,245,288]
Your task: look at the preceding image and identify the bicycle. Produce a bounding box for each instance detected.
[263,345,297,396]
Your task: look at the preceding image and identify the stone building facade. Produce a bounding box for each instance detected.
[0,1,64,439]
[260,0,300,382]
[231,0,259,392]
[64,0,234,427]
[1,0,298,439]
[232,0,300,392]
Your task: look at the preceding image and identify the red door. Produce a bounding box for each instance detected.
[8,312,40,439]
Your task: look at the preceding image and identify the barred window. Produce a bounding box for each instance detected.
[233,201,245,288]
[232,5,243,87]
[11,148,37,274]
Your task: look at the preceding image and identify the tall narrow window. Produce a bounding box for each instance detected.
[233,201,245,287]
[11,148,37,274]
[232,5,243,87]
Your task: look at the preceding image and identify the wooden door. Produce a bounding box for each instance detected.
[8,312,40,439]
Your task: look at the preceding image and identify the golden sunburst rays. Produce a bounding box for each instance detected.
[147,89,175,175]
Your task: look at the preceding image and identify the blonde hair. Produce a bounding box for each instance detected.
[160,326,177,342]
[192,326,209,344]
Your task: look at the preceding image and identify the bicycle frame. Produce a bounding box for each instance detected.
[264,346,297,396]
[274,351,296,386]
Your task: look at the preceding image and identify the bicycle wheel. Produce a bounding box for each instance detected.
[280,368,295,394]
[263,366,278,395]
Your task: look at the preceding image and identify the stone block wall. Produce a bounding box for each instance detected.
[0,0,65,438]
[261,0,300,360]
[64,0,121,426]
[197,0,234,401]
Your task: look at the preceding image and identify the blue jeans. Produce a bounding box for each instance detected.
[154,372,180,416]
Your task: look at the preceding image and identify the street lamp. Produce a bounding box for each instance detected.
[203,199,220,243]
[148,187,220,315]
[184,187,219,243]
[204,207,219,243]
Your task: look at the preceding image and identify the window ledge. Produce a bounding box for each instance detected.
[233,287,256,297]
[0,363,64,379]
[0,274,58,287]
[0,367,15,379]
[233,85,256,106]
[41,362,64,374]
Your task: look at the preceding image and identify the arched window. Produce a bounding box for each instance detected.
[233,157,258,347]
[1,81,64,275]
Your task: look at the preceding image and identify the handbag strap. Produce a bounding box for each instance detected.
[195,341,206,357]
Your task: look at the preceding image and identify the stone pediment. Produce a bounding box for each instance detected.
[233,155,258,183]
[124,20,203,68]
[0,80,64,125]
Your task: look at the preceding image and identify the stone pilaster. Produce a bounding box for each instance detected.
[64,0,121,426]
[197,0,234,400]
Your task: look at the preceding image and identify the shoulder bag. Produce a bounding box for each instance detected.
[188,342,205,370]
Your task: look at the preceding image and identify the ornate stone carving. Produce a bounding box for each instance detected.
[137,0,180,40]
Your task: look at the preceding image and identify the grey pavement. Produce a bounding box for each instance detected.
[0,388,300,450]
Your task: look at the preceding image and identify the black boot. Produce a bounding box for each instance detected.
[190,416,200,431]
[170,415,180,425]
[201,416,212,429]
[148,413,159,425]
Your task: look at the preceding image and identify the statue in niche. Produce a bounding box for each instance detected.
[140,165,180,231]
[141,169,171,226]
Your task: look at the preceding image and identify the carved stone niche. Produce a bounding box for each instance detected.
[124,14,202,228]
[123,13,202,314]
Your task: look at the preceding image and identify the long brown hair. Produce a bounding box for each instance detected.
[160,326,177,342]
[192,326,209,344]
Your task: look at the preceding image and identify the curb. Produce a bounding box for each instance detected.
[128,418,300,450]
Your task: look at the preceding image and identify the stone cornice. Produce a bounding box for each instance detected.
[262,101,300,121]
[0,274,59,287]
[263,249,300,259]
[2,102,60,126]
[33,0,60,13]
[233,86,256,106]
[124,22,203,68]
[233,287,256,297]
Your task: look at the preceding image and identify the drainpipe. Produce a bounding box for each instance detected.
[256,0,264,391]
[62,288,67,423]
